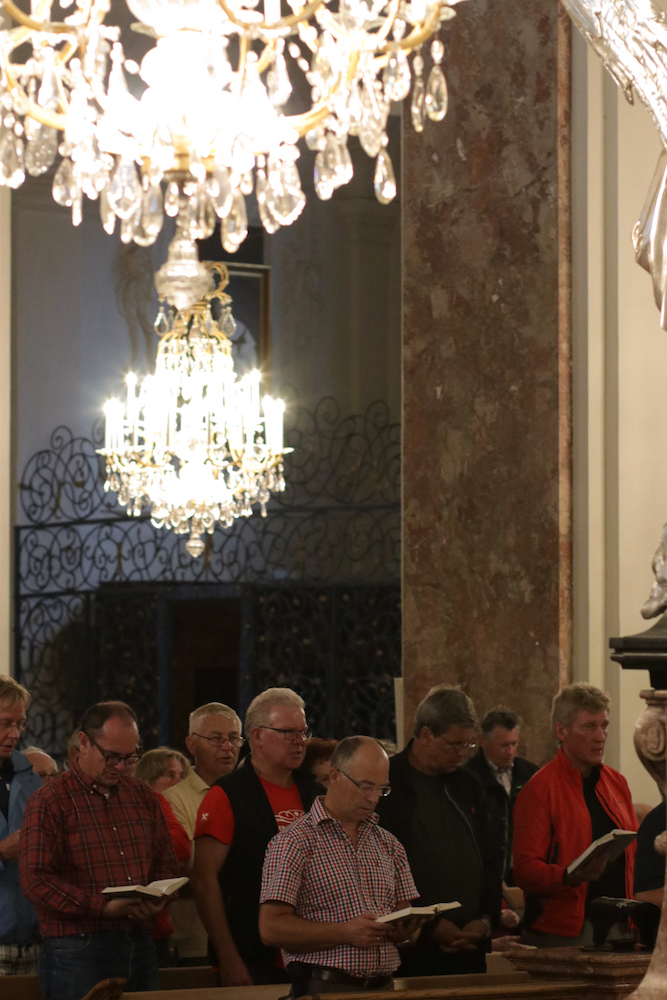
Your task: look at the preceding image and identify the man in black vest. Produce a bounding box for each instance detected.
[464,709,538,886]
[191,688,317,986]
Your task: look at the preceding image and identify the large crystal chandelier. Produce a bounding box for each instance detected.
[98,262,288,557]
[0,0,461,269]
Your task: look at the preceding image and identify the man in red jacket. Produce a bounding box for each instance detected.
[513,683,638,947]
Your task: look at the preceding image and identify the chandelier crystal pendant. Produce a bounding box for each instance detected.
[0,0,464,263]
[98,262,289,558]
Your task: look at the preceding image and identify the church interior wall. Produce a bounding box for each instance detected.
[571,29,667,806]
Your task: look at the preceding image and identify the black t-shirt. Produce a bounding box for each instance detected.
[581,767,626,906]
[634,801,666,894]
[0,756,14,821]
[406,766,482,928]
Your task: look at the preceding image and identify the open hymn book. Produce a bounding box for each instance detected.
[101,876,189,899]
[375,902,461,925]
[566,831,637,877]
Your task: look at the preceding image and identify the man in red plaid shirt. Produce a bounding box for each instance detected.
[20,701,178,1000]
[259,736,423,995]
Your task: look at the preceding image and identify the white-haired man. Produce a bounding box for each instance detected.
[513,683,638,947]
[21,747,58,783]
[163,702,243,965]
[191,688,318,986]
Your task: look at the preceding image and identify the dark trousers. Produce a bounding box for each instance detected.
[39,928,160,1000]
[397,941,486,977]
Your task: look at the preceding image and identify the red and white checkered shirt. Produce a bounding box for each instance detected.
[19,763,178,937]
[260,795,418,977]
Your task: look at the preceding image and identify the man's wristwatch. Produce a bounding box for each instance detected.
[480,916,492,938]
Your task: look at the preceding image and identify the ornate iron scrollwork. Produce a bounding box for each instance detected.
[16,399,401,756]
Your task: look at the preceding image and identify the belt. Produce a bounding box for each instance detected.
[289,963,393,990]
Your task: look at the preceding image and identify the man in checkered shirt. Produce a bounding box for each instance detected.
[259,736,423,995]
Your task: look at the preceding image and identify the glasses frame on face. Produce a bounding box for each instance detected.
[86,733,141,769]
[0,717,28,734]
[440,738,478,753]
[336,767,392,797]
[191,732,245,749]
[259,726,312,743]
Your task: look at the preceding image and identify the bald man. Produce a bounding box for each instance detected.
[259,736,420,996]
[21,748,58,783]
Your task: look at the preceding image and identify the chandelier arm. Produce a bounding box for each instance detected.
[395,8,443,52]
[1,0,76,34]
[370,8,442,69]
[288,97,334,135]
[256,39,277,74]
[3,62,67,129]
[216,0,325,36]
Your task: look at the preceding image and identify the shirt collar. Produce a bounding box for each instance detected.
[188,769,210,794]
[310,793,379,827]
[70,760,119,797]
[484,752,513,775]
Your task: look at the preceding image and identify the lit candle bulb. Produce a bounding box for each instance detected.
[262,396,274,452]
[264,0,280,23]
[126,372,138,447]
[274,398,285,453]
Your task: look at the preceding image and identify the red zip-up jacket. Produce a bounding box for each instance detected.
[513,748,638,937]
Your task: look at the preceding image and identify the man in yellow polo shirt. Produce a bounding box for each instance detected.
[164,703,242,965]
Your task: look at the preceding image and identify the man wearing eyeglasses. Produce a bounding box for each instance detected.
[163,702,243,966]
[0,675,42,976]
[260,736,421,996]
[377,685,501,977]
[20,700,179,1000]
[191,687,318,986]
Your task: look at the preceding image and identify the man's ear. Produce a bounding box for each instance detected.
[185,735,195,758]
[553,721,566,744]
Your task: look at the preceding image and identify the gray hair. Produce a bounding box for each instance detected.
[0,674,30,709]
[552,683,610,731]
[480,708,520,737]
[245,688,305,735]
[331,736,387,771]
[412,685,477,738]
[189,702,242,736]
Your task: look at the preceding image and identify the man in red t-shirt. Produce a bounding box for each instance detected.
[191,688,318,986]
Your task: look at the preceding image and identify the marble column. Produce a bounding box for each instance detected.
[402,1,571,763]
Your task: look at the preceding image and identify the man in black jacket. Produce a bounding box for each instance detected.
[377,686,501,976]
[464,709,538,885]
[191,688,318,986]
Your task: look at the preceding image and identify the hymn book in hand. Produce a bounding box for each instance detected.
[101,876,188,899]
[566,831,637,876]
[375,901,461,924]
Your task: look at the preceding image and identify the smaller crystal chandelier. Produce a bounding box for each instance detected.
[98,262,288,558]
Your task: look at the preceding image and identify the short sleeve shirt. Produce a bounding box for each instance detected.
[260,796,418,977]
[195,777,305,843]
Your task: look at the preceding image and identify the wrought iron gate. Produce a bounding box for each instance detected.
[15,399,401,757]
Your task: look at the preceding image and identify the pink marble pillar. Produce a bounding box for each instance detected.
[402,1,572,764]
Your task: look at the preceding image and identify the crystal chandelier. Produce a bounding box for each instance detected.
[0,0,462,282]
[98,262,288,558]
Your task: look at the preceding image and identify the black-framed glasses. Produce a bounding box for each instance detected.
[0,718,28,733]
[191,732,245,748]
[337,768,391,797]
[440,738,477,753]
[87,734,141,768]
[259,726,312,742]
